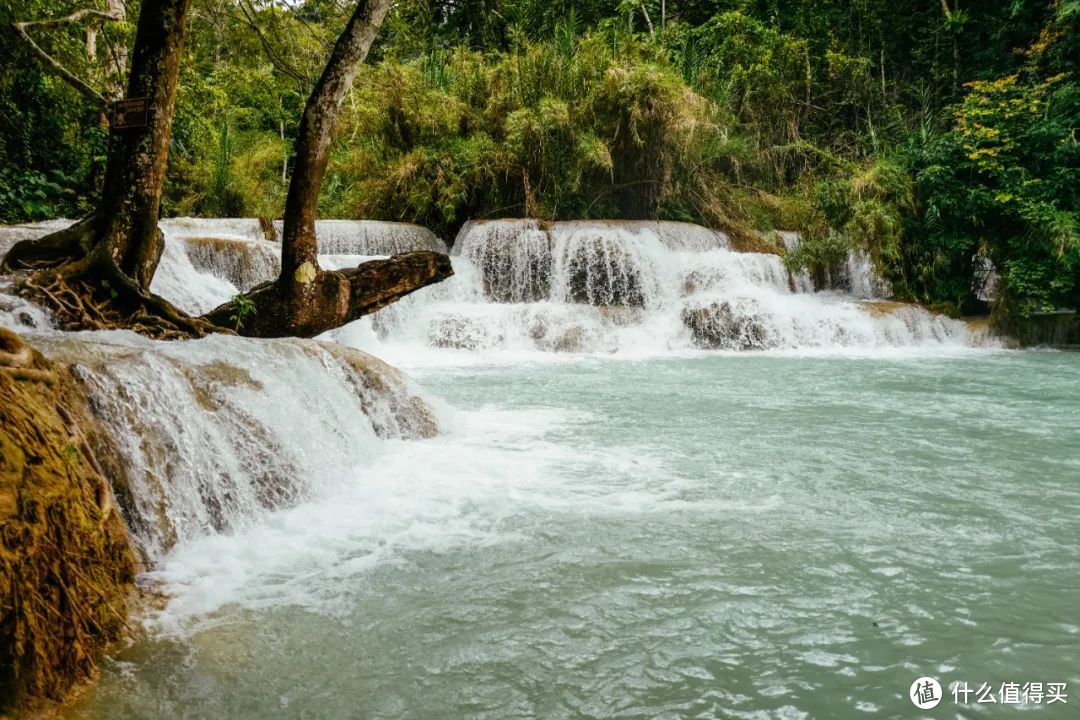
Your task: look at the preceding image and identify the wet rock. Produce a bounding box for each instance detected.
[682,300,772,350]
[596,305,643,327]
[562,236,647,307]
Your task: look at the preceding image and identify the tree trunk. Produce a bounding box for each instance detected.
[3,0,188,286]
[203,251,453,337]
[202,0,453,339]
[93,0,190,289]
[0,0,214,338]
[279,0,391,283]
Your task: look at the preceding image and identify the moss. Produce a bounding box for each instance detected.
[0,329,135,717]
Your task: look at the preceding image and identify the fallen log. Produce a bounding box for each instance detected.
[201,250,453,338]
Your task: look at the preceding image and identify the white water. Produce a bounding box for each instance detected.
[9,218,1070,720]
[272,219,447,255]
[342,219,987,360]
[0,218,996,553]
[31,332,440,559]
[3,217,969,358]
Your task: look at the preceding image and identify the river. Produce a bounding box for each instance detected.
[2,218,1074,718]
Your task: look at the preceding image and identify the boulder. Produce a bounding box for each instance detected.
[682,300,772,350]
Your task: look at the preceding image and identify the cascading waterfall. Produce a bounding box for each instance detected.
[17,332,440,560]
[272,219,447,255]
[351,219,988,356]
[0,215,993,560]
[0,218,447,561]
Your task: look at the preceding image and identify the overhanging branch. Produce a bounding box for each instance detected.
[13,8,124,108]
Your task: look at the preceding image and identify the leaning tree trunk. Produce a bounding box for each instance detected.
[202,0,452,339]
[1,0,213,338]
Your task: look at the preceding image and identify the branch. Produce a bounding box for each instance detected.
[13,8,124,107]
[200,252,453,338]
[15,8,120,33]
[234,2,314,87]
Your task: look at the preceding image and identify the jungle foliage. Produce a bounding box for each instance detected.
[1,0,1077,315]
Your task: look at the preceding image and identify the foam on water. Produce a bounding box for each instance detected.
[30,331,441,559]
[342,219,988,362]
[150,226,240,314]
[137,401,674,627]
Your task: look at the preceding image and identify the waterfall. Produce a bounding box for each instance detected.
[28,333,440,559]
[777,231,891,298]
[272,219,448,255]
[1,218,992,356]
[844,249,892,299]
[454,220,552,303]
[350,219,988,356]
[974,254,1000,302]
[0,220,79,332]
[0,217,997,564]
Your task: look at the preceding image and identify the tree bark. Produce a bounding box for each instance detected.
[202,251,453,338]
[279,0,391,283]
[93,0,190,290]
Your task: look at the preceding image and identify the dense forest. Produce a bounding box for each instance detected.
[1,0,1077,319]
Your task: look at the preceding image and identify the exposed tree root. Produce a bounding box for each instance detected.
[3,215,224,339]
[0,214,101,273]
[18,266,228,341]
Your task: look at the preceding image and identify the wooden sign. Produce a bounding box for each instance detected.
[112,97,148,129]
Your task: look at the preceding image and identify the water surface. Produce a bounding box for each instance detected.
[69,350,1080,719]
